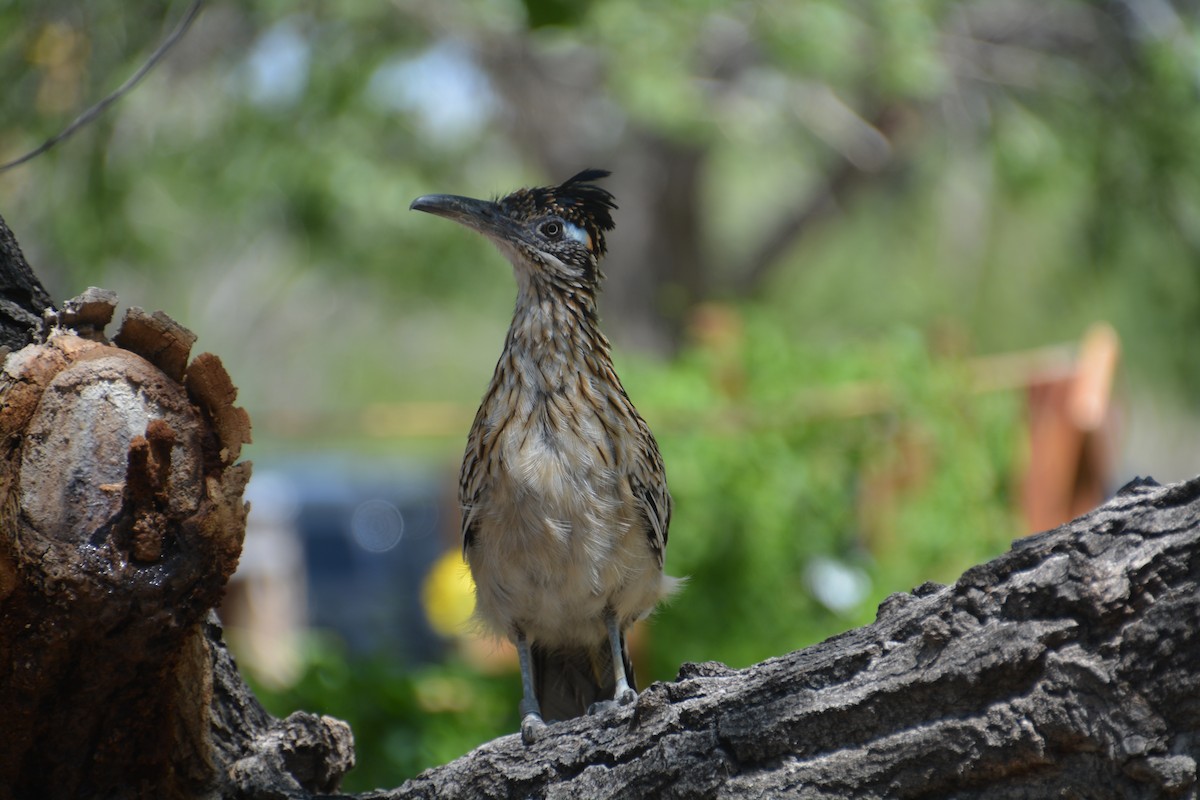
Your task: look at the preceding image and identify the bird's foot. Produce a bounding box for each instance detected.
[520,712,546,745]
[587,686,638,716]
[587,699,616,716]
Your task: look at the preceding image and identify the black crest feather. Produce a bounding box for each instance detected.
[499,169,617,256]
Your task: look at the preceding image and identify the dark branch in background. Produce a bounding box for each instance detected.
[0,0,206,174]
[732,153,869,295]
[741,161,853,289]
[730,103,906,296]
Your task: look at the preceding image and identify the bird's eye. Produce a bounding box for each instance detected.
[541,221,563,239]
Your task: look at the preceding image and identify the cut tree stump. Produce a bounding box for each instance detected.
[2,210,1198,799]
[0,213,352,800]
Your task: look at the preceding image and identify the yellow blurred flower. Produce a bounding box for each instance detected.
[421,548,475,638]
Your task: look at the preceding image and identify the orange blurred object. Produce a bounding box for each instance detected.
[1020,323,1121,534]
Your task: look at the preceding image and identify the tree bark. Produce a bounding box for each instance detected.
[0,212,52,352]
[355,476,1200,800]
[0,213,352,799]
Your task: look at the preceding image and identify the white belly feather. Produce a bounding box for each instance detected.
[466,401,666,648]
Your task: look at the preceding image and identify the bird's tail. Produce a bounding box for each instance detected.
[531,636,634,722]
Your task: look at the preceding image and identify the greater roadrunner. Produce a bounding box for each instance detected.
[411,170,679,744]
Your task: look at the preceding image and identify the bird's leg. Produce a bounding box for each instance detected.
[607,611,637,705]
[515,631,545,744]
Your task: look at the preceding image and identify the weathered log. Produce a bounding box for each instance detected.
[0,260,352,796]
[354,476,1200,800]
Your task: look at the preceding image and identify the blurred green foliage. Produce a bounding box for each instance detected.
[255,319,1021,791]
[627,313,1021,675]
[2,0,1200,404]
[1,0,1195,789]
[250,636,522,791]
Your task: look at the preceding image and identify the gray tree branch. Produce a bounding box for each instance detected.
[348,476,1199,800]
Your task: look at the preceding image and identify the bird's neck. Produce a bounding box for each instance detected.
[505,277,611,383]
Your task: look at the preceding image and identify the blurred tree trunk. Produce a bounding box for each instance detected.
[478,39,708,356]
[0,214,353,799]
[476,37,905,357]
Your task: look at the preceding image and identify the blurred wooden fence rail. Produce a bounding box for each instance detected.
[259,317,1122,539]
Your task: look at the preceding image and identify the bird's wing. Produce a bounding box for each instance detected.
[458,400,493,555]
[630,416,672,569]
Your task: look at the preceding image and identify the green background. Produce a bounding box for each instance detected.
[2,0,1197,790]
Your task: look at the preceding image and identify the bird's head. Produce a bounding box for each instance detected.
[410,169,616,289]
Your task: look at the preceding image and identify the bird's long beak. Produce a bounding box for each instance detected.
[410,194,520,242]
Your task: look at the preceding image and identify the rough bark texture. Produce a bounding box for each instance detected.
[0,218,354,800]
[354,476,1200,800]
[208,613,356,799]
[0,213,52,353]
[0,291,354,799]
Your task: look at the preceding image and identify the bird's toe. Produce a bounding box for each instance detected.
[520,713,547,745]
